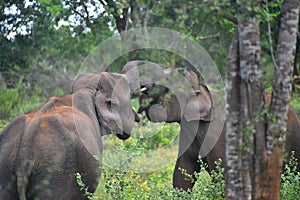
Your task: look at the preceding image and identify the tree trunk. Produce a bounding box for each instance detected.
[225,17,264,200]
[255,0,300,199]
[225,0,299,199]
[225,30,243,199]
[99,0,129,34]
[238,17,265,200]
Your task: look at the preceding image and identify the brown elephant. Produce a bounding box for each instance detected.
[0,72,139,200]
[138,69,300,191]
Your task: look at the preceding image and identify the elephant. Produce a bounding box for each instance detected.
[137,68,300,191]
[0,72,139,200]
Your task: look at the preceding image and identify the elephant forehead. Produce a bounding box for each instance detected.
[113,77,131,95]
[73,73,99,92]
[184,71,199,89]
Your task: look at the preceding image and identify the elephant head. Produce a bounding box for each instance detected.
[138,70,213,123]
[72,72,140,140]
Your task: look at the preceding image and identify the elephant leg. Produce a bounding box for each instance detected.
[26,166,98,200]
[173,125,203,191]
[204,133,225,174]
[173,151,201,191]
[173,120,225,191]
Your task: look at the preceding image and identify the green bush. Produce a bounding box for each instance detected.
[191,159,225,199]
[0,80,46,121]
[290,93,300,118]
[0,120,9,133]
[280,152,300,199]
[95,154,299,199]
[94,159,225,200]
[0,80,24,120]
[76,173,95,200]
[95,165,176,200]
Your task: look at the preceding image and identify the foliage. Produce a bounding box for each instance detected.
[1,0,299,92]
[0,80,46,120]
[75,173,95,200]
[0,0,113,92]
[94,158,225,199]
[94,154,299,199]
[290,94,300,118]
[280,152,300,199]
[0,120,9,133]
[96,165,174,200]
[101,118,179,174]
[193,159,225,199]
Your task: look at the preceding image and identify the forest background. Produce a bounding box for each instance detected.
[0,0,299,199]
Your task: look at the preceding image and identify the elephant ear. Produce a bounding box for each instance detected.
[183,76,212,122]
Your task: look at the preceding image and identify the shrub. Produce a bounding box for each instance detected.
[280,152,300,199]
[94,158,225,199]
[76,173,95,200]
[290,93,300,118]
[0,80,46,121]
[96,155,300,199]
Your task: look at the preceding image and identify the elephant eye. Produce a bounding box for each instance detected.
[105,99,112,106]
[105,98,118,106]
[194,90,201,95]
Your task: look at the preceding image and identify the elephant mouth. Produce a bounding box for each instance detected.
[116,132,131,140]
[106,127,131,140]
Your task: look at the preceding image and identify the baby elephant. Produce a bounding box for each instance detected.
[0,72,138,200]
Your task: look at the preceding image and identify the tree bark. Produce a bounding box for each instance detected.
[225,0,264,198]
[225,31,243,199]
[225,0,299,199]
[238,17,264,200]
[99,0,129,34]
[255,0,300,199]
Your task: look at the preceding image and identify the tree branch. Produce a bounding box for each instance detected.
[98,0,129,33]
[220,13,238,24]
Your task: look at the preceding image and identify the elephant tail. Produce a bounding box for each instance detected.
[16,161,33,200]
[16,116,36,200]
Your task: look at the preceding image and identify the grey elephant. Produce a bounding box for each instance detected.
[137,67,300,191]
[0,72,139,200]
